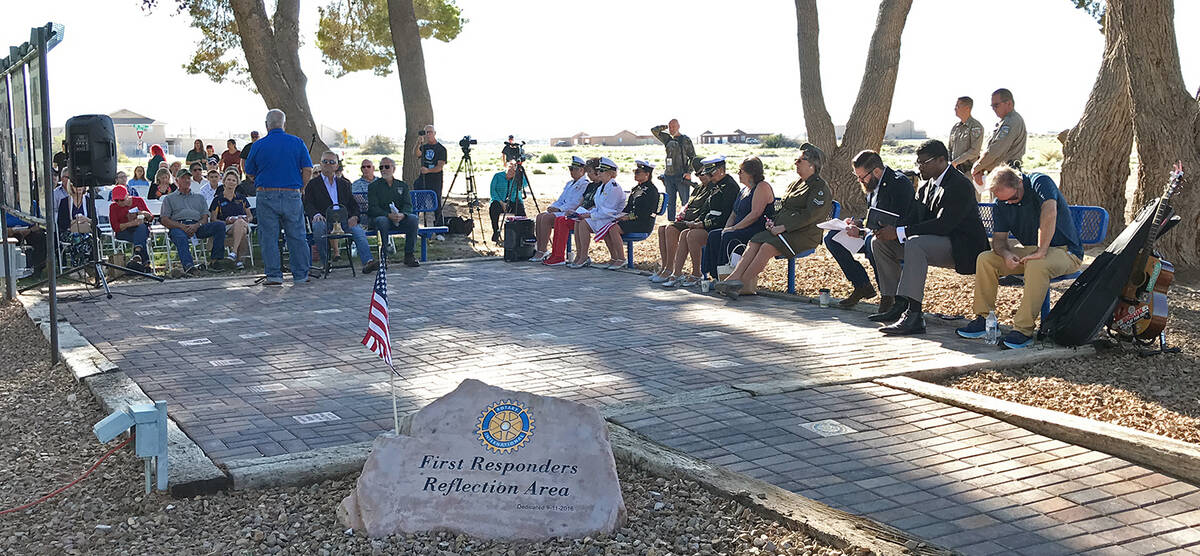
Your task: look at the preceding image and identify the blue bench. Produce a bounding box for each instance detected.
[621,192,668,268]
[775,200,841,294]
[978,203,1109,318]
[372,190,449,262]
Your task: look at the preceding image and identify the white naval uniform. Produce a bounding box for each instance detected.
[549,175,591,213]
[578,178,626,235]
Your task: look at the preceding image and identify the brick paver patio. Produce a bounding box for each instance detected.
[54,259,1200,554]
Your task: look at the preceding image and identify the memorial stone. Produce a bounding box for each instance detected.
[338,379,626,539]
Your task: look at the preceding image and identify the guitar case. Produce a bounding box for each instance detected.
[1041,200,1177,346]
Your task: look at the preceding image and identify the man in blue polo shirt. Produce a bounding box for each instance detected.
[244,109,314,285]
[957,166,1082,348]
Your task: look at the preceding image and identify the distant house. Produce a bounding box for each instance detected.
[549,130,657,146]
[109,109,167,157]
[834,120,927,141]
[698,129,771,145]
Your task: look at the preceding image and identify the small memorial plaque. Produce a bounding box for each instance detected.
[293,411,341,424]
[313,308,343,314]
[248,383,288,393]
[339,379,625,540]
[209,359,244,367]
[240,331,271,339]
[178,338,211,346]
[209,317,240,324]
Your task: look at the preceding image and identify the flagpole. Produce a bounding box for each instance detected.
[390,365,400,435]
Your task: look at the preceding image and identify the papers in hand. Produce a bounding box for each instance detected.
[866,207,900,230]
[817,218,848,231]
[816,218,864,253]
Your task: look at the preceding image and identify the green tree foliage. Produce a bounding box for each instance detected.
[316,0,466,77]
[537,153,558,164]
[361,134,398,154]
[762,134,802,149]
[1071,0,1105,23]
[141,0,250,85]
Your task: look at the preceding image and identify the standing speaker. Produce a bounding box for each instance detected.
[65,114,117,186]
[503,219,536,262]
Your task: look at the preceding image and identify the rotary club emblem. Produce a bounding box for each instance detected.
[476,399,535,454]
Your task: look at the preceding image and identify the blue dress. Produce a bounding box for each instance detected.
[701,182,774,278]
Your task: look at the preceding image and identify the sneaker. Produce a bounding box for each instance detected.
[434,234,445,242]
[661,276,680,288]
[528,251,547,262]
[263,279,284,286]
[1002,330,1034,349]
[678,275,701,288]
[236,261,245,270]
[650,273,669,283]
[955,316,988,339]
[183,266,199,277]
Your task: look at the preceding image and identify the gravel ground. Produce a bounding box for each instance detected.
[0,301,853,556]
[942,278,1200,444]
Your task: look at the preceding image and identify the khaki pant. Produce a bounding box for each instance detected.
[972,245,1081,335]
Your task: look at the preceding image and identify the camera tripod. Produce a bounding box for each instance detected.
[498,160,542,245]
[443,148,488,251]
[21,185,163,299]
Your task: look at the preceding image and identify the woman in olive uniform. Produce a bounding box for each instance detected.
[602,160,661,269]
[716,143,832,300]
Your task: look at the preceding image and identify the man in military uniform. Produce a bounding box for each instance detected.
[948,96,984,176]
[651,119,697,221]
[971,88,1026,187]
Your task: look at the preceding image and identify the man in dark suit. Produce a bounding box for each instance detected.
[825,150,914,308]
[870,140,988,334]
[304,151,379,273]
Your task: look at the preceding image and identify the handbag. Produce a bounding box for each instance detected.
[716,242,745,279]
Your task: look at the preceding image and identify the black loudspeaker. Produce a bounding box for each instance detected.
[65,114,118,186]
[503,219,536,262]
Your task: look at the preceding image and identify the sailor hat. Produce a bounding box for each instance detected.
[634,160,655,172]
[597,157,618,172]
[569,155,586,168]
[699,155,726,175]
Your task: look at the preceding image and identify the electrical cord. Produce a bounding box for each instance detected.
[0,437,132,516]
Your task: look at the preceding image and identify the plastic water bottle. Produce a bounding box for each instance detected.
[985,311,999,344]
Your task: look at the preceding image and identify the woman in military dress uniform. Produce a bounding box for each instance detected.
[715,144,832,300]
[600,160,661,269]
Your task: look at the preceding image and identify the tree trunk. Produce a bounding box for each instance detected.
[1059,10,1133,239]
[229,0,330,164]
[387,0,436,185]
[794,0,912,215]
[1112,0,1200,268]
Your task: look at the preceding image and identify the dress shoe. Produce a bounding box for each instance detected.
[838,283,877,308]
[362,259,380,273]
[404,255,421,268]
[881,300,926,335]
[868,296,907,322]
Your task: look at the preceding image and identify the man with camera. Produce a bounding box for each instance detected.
[530,156,590,262]
[502,135,522,163]
[304,151,379,274]
[651,119,697,221]
[488,161,528,244]
[414,124,448,231]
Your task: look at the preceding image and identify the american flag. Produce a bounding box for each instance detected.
[361,257,395,372]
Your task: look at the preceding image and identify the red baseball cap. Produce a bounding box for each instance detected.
[111,185,129,200]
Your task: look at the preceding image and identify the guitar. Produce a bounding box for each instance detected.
[1110,162,1185,340]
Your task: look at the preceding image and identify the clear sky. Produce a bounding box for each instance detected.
[5,0,1198,142]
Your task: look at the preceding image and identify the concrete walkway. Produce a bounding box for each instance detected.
[54,260,1200,554]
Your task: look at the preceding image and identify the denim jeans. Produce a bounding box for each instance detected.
[115,223,150,260]
[823,229,877,288]
[168,220,226,269]
[661,174,689,221]
[311,217,373,266]
[256,189,310,283]
[373,214,418,255]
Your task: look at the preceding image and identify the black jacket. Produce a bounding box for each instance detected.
[703,174,740,230]
[867,166,915,223]
[303,175,361,221]
[904,165,988,275]
[620,181,660,234]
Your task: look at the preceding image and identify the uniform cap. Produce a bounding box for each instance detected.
[699,155,726,175]
[798,142,824,169]
[569,155,586,168]
[597,157,618,172]
[634,160,655,172]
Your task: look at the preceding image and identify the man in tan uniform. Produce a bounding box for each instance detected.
[949,96,984,176]
[971,88,1026,186]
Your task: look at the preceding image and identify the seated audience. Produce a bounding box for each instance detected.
[146,145,166,183]
[957,166,1082,349]
[530,156,590,262]
[663,156,738,287]
[5,217,47,277]
[824,150,913,308]
[168,161,183,184]
[128,166,150,189]
[366,156,420,267]
[542,158,602,266]
[57,179,94,270]
[600,160,661,269]
[160,169,229,276]
[870,139,988,334]
[649,160,706,282]
[148,168,176,200]
[186,139,206,167]
[220,139,242,172]
[199,168,220,205]
[715,143,831,300]
[569,157,626,269]
[488,162,528,244]
[701,156,774,282]
[210,170,255,269]
[352,158,376,215]
[304,151,378,273]
[108,185,154,271]
[106,171,140,200]
[206,144,220,168]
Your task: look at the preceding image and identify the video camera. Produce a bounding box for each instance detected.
[459,135,478,150]
[507,140,531,164]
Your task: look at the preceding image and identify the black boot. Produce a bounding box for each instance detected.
[868,296,907,322]
[404,254,421,268]
[881,299,926,335]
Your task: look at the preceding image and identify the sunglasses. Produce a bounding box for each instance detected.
[915,157,936,166]
[321,160,338,165]
[380,165,393,169]
[361,165,373,169]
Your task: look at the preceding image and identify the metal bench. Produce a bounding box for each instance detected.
[620,192,668,269]
[774,200,841,294]
[978,203,1109,318]
[372,190,449,262]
